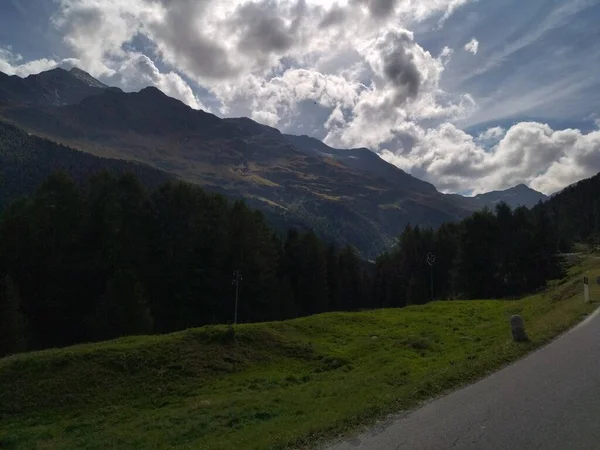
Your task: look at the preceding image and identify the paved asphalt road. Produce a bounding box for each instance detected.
[327,308,600,450]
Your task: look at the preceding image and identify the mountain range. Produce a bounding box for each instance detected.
[472,184,547,209]
[0,67,547,257]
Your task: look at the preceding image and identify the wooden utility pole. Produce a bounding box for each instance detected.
[233,270,242,324]
[427,253,436,302]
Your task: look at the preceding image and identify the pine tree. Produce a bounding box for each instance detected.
[453,210,498,299]
[326,244,341,311]
[87,269,153,341]
[494,202,517,296]
[373,252,393,308]
[277,274,297,319]
[299,231,329,315]
[396,225,429,305]
[528,207,563,289]
[0,275,28,357]
[339,245,364,310]
[433,223,459,299]
[511,206,534,293]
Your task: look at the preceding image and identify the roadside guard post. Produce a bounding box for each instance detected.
[510,315,528,342]
[584,277,590,303]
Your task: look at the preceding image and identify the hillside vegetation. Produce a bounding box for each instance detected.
[1,256,598,450]
[0,121,172,212]
[0,69,477,257]
[540,171,600,245]
[0,166,564,357]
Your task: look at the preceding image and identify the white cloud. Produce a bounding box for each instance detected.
[476,126,505,145]
[111,53,206,110]
[1,43,205,110]
[464,38,479,55]
[0,47,59,77]
[37,0,473,124]
[318,29,475,150]
[251,110,280,127]
[50,0,474,82]
[4,0,598,197]
[209,23,472,147]
[379,122,600,195]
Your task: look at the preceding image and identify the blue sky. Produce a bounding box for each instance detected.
[432,0,600,133]
[1,0,599,195]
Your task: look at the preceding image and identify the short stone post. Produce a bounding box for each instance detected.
[584,277,590,303]
[510,315,528,342]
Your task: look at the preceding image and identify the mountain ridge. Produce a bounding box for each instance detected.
[0,67,546,256]
[283,133,439,194]
[0,67,121,108]
[472,183,548,209]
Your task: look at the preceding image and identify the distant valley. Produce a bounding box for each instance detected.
[0,68,547,257]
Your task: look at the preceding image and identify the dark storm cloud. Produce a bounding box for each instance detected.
[318,6,348,28]
[230,0,307,56]
[237,11,294,53]
[387,132,418,154]
[61,5,104,36]
[367,0,397,18]
[150,0,239,79]
[351,0,397,19]
[380,32,422,101]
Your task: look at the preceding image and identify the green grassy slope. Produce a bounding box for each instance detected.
[1,257,599,450]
